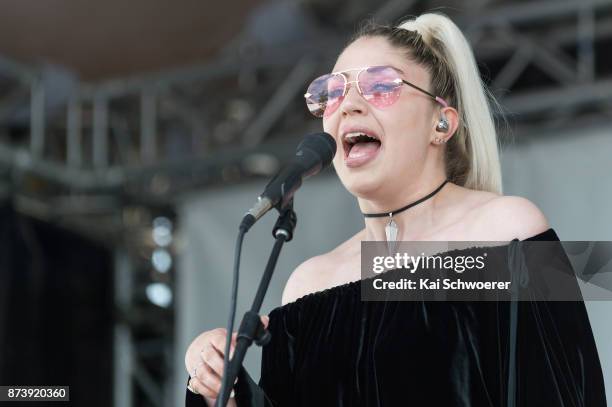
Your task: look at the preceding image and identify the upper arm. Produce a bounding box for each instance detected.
[479,196,550,240]
[281,256,324,306]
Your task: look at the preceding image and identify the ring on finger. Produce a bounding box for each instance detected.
[187,378,199,395]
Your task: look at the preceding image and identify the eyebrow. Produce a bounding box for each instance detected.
[332,64,407,76]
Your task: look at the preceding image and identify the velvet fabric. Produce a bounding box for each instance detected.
[186,228,606,406]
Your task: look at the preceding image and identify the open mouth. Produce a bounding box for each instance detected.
[343,132,382,158]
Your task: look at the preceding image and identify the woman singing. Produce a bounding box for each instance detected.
[185,13,606,406]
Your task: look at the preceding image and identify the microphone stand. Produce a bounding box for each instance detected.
[216,201,298,407]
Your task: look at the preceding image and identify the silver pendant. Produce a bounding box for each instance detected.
[385,214,398,255]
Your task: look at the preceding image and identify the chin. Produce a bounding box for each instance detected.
[341,173,385,199]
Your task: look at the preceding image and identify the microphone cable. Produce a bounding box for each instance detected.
[216,221,249,407]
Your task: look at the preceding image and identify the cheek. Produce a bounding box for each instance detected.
[383,108,430,144]
[381,119,430,166]
[322,118,342,159]
[322,119,335,138]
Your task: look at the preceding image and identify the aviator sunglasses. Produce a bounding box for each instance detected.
[304,65,449,118]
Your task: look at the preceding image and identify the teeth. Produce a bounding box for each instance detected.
[344,132,379,144]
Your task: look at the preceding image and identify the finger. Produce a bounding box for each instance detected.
[199,372,238,400]
[190,377,217,399]
[200,343,227,378]
[261,315,269,329]
[228,333,238,358]
[191,360,204,380]
[195,380,236,401]
[186,331,219,373]
[199,366,224,397]
[210,335,236,360]
[198,357,221,383]
[193,364,239,400]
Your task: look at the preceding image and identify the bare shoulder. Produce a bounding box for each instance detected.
[281,231,360,306]
[474,195,551,240]
[281,254,331,306]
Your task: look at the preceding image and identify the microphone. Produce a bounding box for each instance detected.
[240,132,336,232]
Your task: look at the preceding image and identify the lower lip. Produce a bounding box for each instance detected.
[344,143,382,168]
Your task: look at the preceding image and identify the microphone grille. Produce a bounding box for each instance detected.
[296,132,337,166]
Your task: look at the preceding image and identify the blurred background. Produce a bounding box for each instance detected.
[0,0,611,406]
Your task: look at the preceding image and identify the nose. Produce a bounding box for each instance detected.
[339,81,368,116]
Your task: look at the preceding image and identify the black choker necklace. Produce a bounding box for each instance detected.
[362,179,449,246]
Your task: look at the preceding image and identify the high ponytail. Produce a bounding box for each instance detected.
[352,13,503,194]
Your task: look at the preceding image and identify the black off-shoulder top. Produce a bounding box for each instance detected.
[186,228,607,407]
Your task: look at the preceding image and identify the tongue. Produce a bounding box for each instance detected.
[348,141,380,158]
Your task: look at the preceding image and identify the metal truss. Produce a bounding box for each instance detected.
[1,0,611,222]
[113,209,177,407]
[463,0,612,125]
[1,3,609,407]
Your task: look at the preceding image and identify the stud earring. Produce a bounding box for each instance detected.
[433,136,447,144]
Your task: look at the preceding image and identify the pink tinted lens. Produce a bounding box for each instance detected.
[305,73,345,117]
[359,66,402,108]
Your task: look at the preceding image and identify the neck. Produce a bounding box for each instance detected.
[359,176,450,241]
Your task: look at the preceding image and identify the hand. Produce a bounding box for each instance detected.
[185,315,270,402]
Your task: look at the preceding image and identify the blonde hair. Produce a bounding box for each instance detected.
[351,13,503,194]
